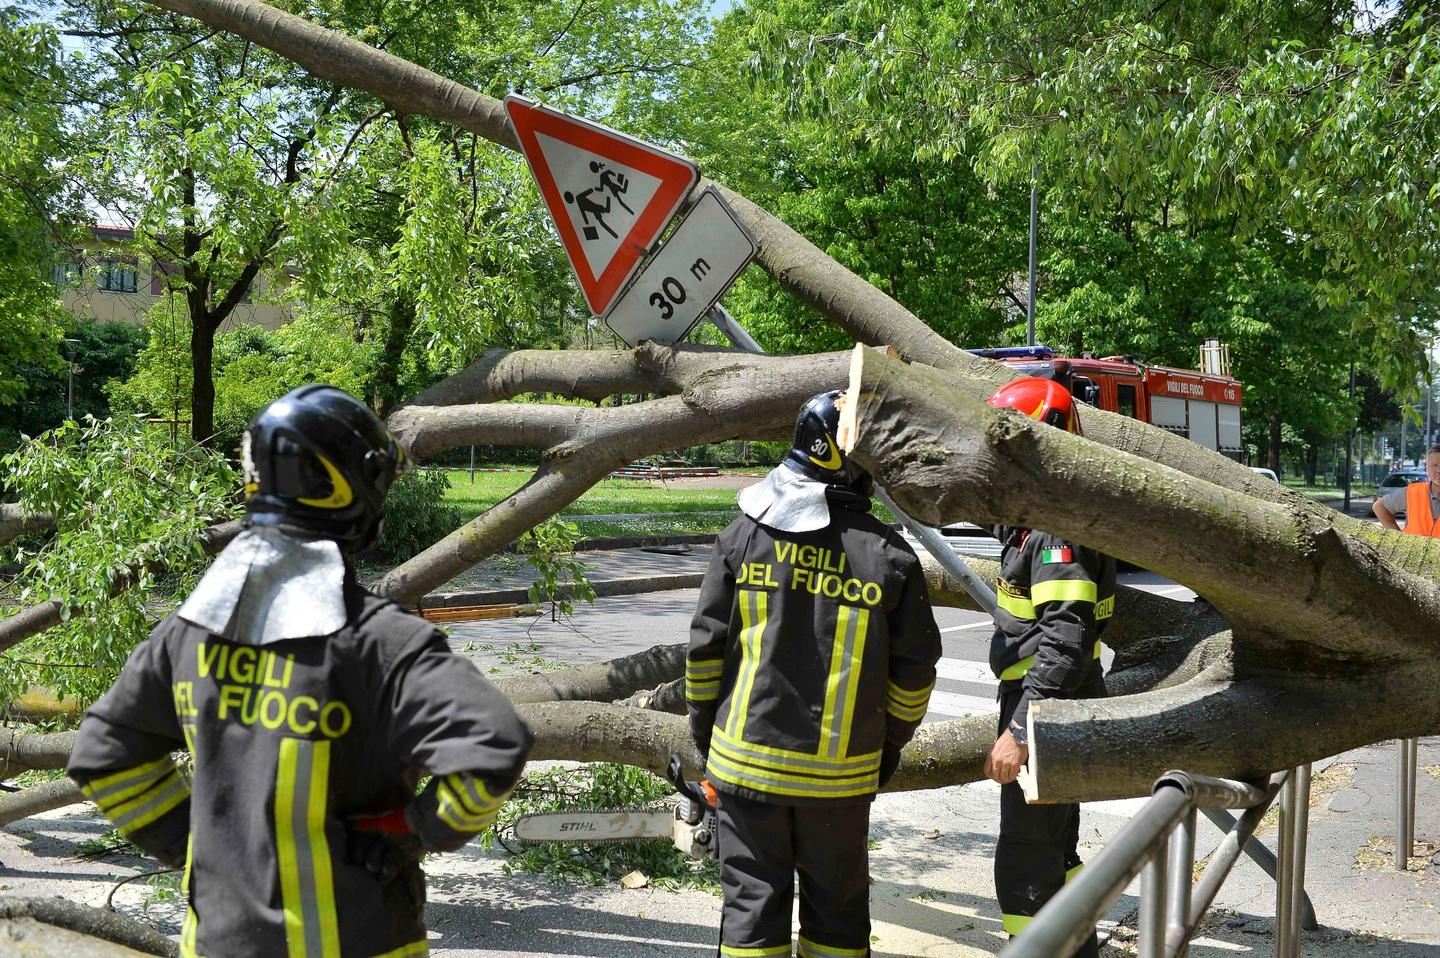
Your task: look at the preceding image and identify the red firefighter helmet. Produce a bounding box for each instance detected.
[986,376,1083,435]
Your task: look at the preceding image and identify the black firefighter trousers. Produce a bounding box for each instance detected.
[715,791,872,958]
[996,687,1100,958]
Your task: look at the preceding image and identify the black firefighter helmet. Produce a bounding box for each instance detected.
[242,385,407,553]
[783,390,870,488]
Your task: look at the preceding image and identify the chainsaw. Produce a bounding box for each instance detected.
[511,754,718,860]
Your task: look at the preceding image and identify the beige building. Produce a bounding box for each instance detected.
[58,225,292,330]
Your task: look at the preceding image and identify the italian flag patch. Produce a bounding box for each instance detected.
[1041,547,1073,564]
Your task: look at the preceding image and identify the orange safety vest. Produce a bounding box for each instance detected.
[1404,481,1438,536]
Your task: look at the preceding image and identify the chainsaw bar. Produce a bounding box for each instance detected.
[511,808,674,845]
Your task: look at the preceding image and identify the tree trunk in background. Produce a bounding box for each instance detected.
[189,315,217,446]
[1268,410,1282,475]
[372,295,417,420]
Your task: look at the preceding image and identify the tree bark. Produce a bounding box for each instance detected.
[0,896,177,956]
[0,504,52,547]
[841,344,1440,799]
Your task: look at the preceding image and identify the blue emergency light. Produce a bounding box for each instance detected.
[965,345,1055,360]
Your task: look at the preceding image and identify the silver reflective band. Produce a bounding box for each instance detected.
[737,462,833,533]
[178,527,348,644]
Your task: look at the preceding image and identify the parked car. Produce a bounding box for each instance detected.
[1377,468,1427,493]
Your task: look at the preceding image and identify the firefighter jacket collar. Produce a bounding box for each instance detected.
[177,526,347,644]
[738,461,835,533]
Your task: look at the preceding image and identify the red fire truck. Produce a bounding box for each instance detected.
[968,343,1245,462]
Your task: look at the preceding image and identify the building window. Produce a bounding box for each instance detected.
[1117,383,1138,418]
[51,261,82,288]
[97,260,138,293]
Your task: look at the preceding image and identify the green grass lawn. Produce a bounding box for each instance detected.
[442,469,742,524]
[440,467,897,534]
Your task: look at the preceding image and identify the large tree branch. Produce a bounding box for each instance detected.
[0,505,52,547]
[843,347,1438,658]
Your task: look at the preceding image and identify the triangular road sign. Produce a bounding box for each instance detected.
[505,94,699,317]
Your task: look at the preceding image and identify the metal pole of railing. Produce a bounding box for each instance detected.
[1138,852,1169,958]
[703,305,1001,617]
[1194,773,1318,932]
[1408,738,1420,855]
[1004,786,1191,958]
[1003,772,1267,958]
[1163,808,1197,958]
[1273,770,1295,958]
[1285,764,1312,958]
[1397,738,1416,869]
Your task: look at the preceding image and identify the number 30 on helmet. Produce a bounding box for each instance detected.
[986,377,1083,436]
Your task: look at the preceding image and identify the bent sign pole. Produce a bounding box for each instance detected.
[504,95,699,317]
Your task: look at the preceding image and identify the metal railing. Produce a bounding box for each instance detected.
[1001,766,1316,958]
[1397,737,1419,869]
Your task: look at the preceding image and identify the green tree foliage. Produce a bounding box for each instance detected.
[0,317,147,454]
[50,0,714,435]
[108,300,375,450]
[0,13,74,410]
[666,4,1021,355]
[0,416,239,703]
[747,1,1440,377]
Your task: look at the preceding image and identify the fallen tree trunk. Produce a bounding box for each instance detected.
[0,896,176,956]
[0,779,84,828]
[0,504,51,547]
[841,344,1440,799]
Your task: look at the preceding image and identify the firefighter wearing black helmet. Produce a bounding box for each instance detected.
[689,390,942,958]
[983,377,1115,958]
[68,385,532,958]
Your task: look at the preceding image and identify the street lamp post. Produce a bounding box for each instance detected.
[62,337,80,421]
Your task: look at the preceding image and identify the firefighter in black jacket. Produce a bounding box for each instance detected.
[68,385,533,958]
[983,377,1115,957]
[689,390,942,958]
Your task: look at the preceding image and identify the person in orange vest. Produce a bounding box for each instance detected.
[1372,446,1440,535]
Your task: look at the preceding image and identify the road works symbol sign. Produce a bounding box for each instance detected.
[604,187,757,347]
[504,94,699,317]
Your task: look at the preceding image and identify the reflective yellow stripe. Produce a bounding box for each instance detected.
[887,678,933,719]
[444,774,502,815]
[275,738,340,958]
[685,658,723,678]
[436,777,502,833]
[372,940,429,958]
[1031,578,1098,605]
[819,605,869,758]
[705,747,879,799]
[886,699,928,722]
[1066,862,1085,882]
[1095,594,1115,619]
[687,682,721,701]
[686,658,723,703]
[995,580,1035,620]
[886,680,932,706]
[110,769,189,836]
[1002,913,1033,936]
[720,945,791,957]
[798,935,870,957]
[835,607,868,756]
[710,730,881,776]
[712,724,881,766]
[81,757,175,810]
[180,834,200,958]
[998,641,1103,681]
[726,590,767,740]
